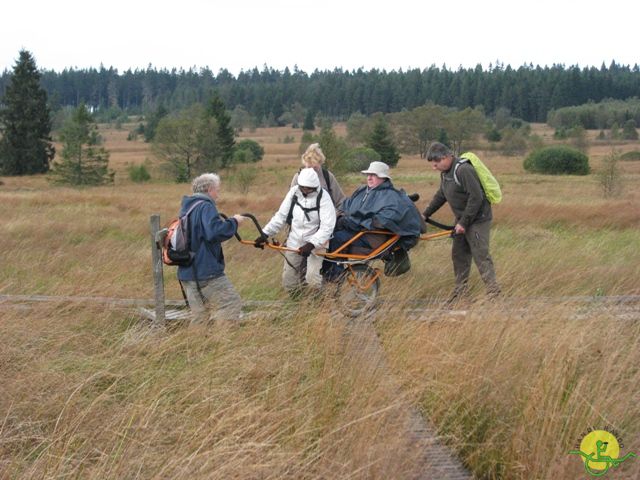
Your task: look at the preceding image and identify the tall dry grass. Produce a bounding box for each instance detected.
[375,288,640,479]
[1,301,432,479]
[1,123,640,478]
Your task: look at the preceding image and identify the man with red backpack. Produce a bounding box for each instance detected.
[177,173,247,324]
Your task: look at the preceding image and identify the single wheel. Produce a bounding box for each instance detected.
[335,264,380,317]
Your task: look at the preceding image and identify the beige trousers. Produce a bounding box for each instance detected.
[281,249,325,292]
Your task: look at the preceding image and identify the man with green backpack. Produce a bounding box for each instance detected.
[422,142,501,304]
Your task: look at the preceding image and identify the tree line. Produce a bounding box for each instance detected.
[2,61,640,123]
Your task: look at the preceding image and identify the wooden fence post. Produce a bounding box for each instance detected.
[150,214,166,327]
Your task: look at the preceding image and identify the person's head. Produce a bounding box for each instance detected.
[297,167,320,197]
[301,143,326,168]
[426,142,454,172]
[192,173,221,200]
[360,161,390,189]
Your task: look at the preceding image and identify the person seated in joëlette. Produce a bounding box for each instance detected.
[325,161,423,278]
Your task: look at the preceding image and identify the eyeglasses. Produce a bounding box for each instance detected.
[299,186,315,193]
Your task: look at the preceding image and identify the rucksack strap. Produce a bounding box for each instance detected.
[321,167,332,197]
[452,158,489,202]
[184,199,206,217]
[452,159,469,187]
[286,189,323,225]
[182,199,206,251]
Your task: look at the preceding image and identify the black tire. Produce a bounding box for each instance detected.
[335,264,380,317]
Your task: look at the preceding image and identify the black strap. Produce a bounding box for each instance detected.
[321,167,332,197]
[178,279,190,308]
[286,189,323,225]
[426,217,455,231]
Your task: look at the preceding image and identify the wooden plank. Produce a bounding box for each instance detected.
[138,307,191,322]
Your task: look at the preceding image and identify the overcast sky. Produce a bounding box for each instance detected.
[2,0,637,75]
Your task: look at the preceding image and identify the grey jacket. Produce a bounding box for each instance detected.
[423,158,492,228]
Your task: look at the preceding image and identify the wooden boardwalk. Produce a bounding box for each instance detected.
[341,318,472,479]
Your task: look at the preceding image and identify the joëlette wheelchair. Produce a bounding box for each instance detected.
[225,213,452,317]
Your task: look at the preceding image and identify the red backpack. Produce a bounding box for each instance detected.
[162,200,205,266]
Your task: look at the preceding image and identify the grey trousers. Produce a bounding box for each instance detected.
[182,274,243,325]
[451,220,500,294]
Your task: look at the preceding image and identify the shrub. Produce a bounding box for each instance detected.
[622,119,639,140]
[485,128,502,142]
[282,135,296,144]
[344,147,381,172]
[230,165,258,193]
[500,127,528,156]
[232,148,255,164]
[128,164,151,183]
[620,150,640,161]
[234,139,264,162]
[609,122,621,140]
[553,127,568,139]
[523,146,590,175]
[598,151,624,198]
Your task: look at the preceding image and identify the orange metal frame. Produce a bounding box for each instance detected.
[323,230,400,260]
[241,229,453,260]
[346,264,381,291]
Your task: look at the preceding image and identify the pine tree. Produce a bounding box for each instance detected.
[0,50,55,175]
[49,103,114,185]
[367,116,400,167]
[303,110,316,131]
[205,92,235,167]
[143,104,168,142]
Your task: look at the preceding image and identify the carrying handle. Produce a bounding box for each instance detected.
[221,212,300,253]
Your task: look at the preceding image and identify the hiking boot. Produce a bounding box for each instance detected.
[443,283,470,306]
[486,287,501,301]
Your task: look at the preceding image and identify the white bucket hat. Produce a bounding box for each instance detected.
[297,167,320,188]
[361,161,391,179]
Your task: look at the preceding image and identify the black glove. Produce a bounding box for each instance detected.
[335,215,357,231]
[254,234,268,249]
[298,242,315,257]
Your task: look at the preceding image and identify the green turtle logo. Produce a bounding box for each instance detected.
[569,429,636,477]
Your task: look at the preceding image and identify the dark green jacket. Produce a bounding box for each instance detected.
[423,158,492,228]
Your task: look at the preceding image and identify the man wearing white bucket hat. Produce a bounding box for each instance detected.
[324,161,423,278]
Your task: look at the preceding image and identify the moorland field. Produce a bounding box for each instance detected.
[1,123,639,479]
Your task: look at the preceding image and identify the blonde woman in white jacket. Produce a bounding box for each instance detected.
[255,168,336,294]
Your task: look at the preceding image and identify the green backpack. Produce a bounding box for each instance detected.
[453,152,502,204]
